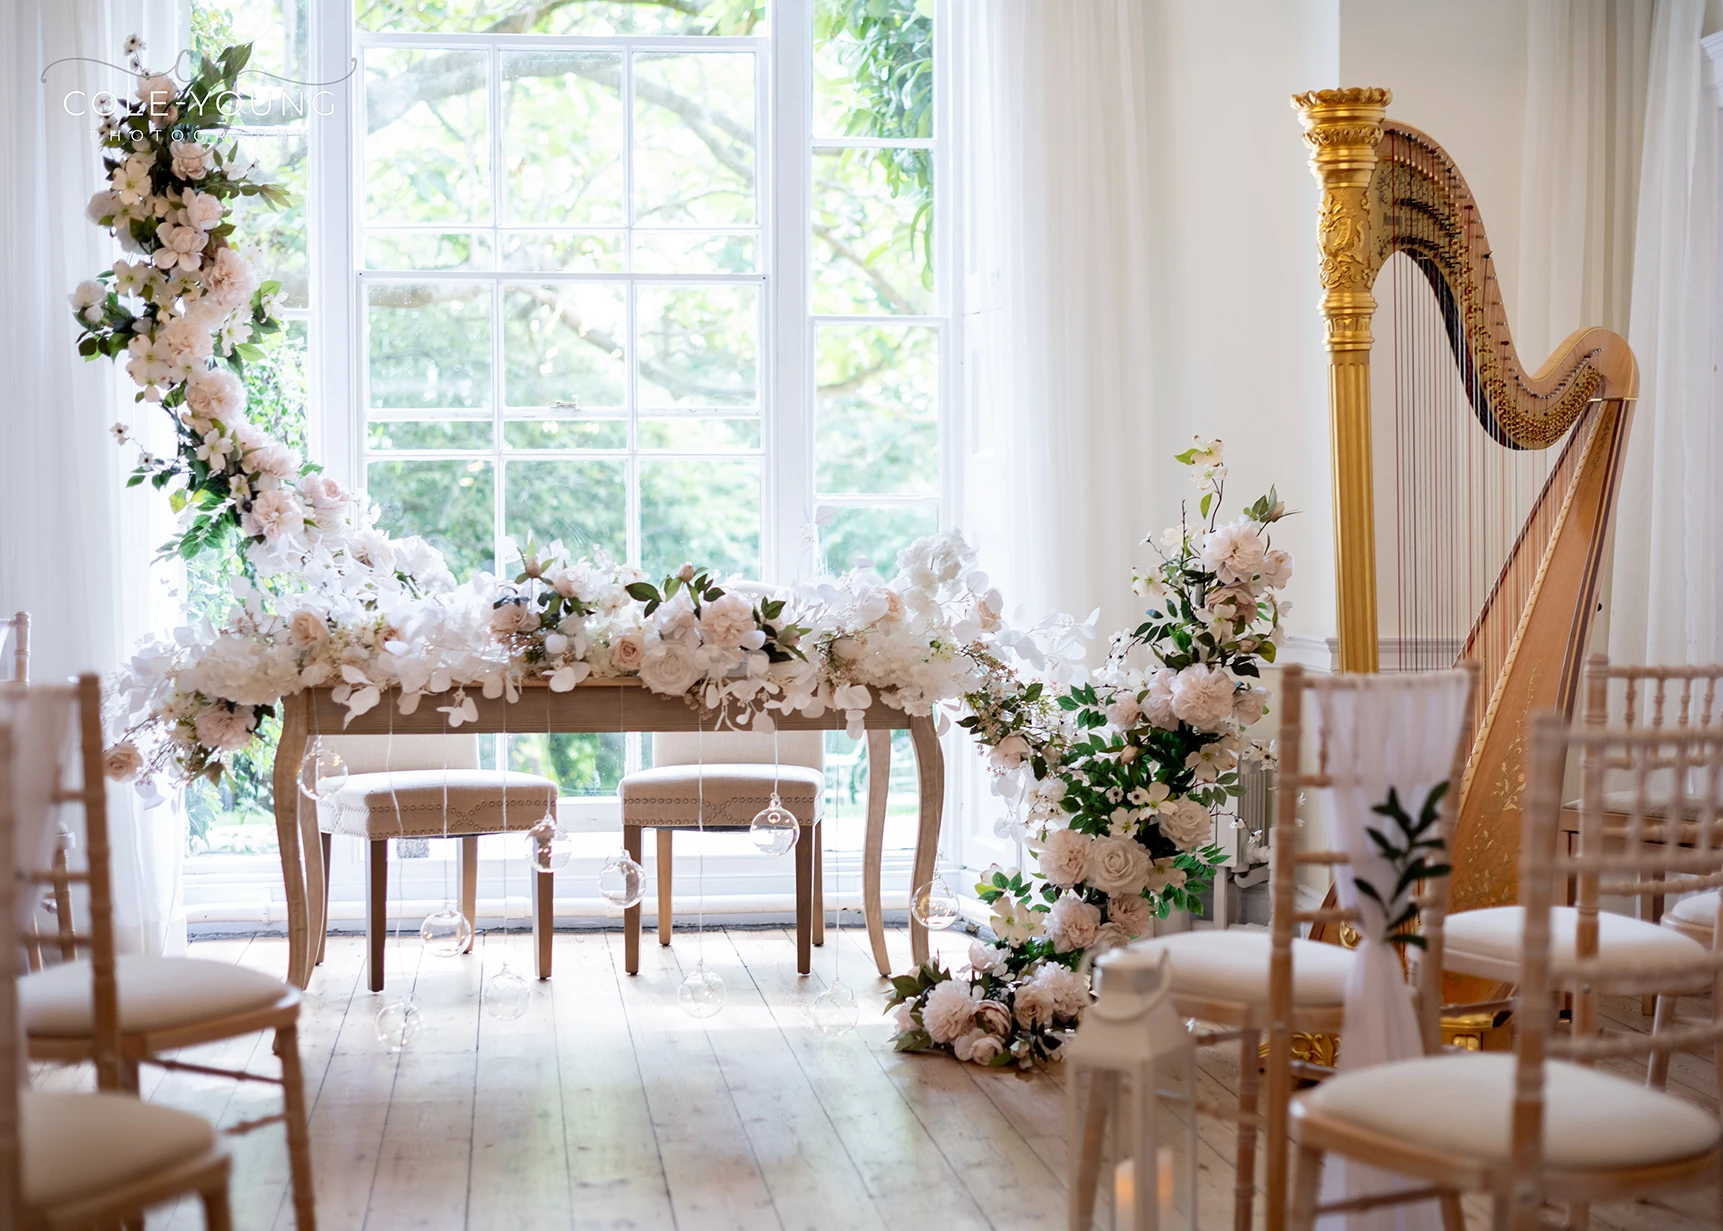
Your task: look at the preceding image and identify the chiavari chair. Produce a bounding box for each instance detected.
[1,680,235,1229]
[1285,715,1723,1231]
[8,674,318,1227]
[1131,661,1476,1231]
[4,615,72,975]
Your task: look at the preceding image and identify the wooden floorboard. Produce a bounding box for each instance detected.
[84,932,1721,1230]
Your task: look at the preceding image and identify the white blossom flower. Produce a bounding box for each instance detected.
[152,220,206,271]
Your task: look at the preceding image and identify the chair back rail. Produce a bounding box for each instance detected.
[0,722,20,1226]
[1263,660,1479,1231]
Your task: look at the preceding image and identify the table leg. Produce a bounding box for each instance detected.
[533,863,553,980]
[460,836,479,954]
[863,730,892,978]
[272,697,312,989]
[366,839,388,994]
[317,832,332,967]
[907,716,945,969]
[813,818,825,947]
[299,791,326,976]
[796,821,814,975]
[623,824,643,975]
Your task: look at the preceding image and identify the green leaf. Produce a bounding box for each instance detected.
[625,581,660,604]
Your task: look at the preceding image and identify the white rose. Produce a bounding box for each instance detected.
[169,137,212,180]
[103,742,144,782]
[184,367,246,422]
[1031,964,1092,1020]
[194,704,257,752]
[1143,668,1178,730]
[1037,827,1092,889]
[1234,685,1268,727]
[1013,981,1055,1028]
[990,733,1031,772]
[921,979,981,1044]
[348,529,397,573]
[1170,663,1236,731]
[69,280,105,313]
[1260,548,1294,588]
[181,190,224,231]
[1046,894,1102,953]
[698,591,763,652]
[301,473,349,513]
[968,941,1009,977]
[1157,798,1213,850]
[245,442,301,481]
[1107,893,1154,940]
[1200,520,1267,585]
[639,639,701,696]
[137,74,177,114]
[610,630,647,672]
[973,998,1013,1036]
[490,602,537,636]
[1105,696,1141,729]
[965,1033,1005,1066]
[288,609,330,651]
[1085,836,1153,896]
[241,489,305,542]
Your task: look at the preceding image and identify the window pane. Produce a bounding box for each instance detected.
[191,0,307,92]
[500,232,626,273]
[633,231,758,274]
[508,733,625,796]
[632,53,757,228]
[812,149,930,315]
[637,284,758,409]
[639,417,760,452]
[503,284,627,411]
[503,418,628,451]
[357,0,765,36]
[815,324,937,495]
[813,0,933,141]
[367,459,495,581]
[504,459,627,560]
[502,53,625,226]
[640,459,760,577]
[245,320,309,454]
[366,232,493,272]
[229,133,309,306]
[367,420,493,451]
[818,503,936,574]
[365,50,490,225]
[367,283,492,411]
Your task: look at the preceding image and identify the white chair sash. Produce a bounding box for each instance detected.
[1313,669,1473,1231]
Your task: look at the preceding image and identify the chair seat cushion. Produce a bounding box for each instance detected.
[22,1090,219,1207]
[1444,906,1707,984]
[1669,891,1720,931]
[1296,1053,1720,1170]
[619,763,825,828]
[1564,789,1710,820]
[20,955,289,1039]
[1127,930,1357,1008]
[322,769,560,838]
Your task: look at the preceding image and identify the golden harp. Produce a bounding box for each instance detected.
[1293,88,1637,914]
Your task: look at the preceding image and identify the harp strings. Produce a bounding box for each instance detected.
[1384,151,1572,737]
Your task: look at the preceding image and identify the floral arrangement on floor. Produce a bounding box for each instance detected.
[887,441,1293,1068]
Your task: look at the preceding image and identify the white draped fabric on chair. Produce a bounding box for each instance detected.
[0,0,185,955]
[1313,671,1474,1231]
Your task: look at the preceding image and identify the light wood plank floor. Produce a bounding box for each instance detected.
[30,926,1723,1230]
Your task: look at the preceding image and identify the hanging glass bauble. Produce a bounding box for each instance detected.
[748,792,799,856]
[812,982,858,1037]
[484,966,532,1021]
[298,742,348,802]
[911,875,961,931]
[678,964,726,1018]
[525,816,574,873]
[597,850,646,908]
[375,998,423,1052]
[420,905,472,958]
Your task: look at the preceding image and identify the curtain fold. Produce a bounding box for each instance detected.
[960,0,1159,641]
[1,0,186,955]
[1609,0,1720,668]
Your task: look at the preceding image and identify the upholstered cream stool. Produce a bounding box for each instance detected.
[619,731,825,975]
[317,734,560,990]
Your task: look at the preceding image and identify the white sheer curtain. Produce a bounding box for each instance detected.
[1609,0,1721,668]
[1,0,186,954]
[959,0,1159,640]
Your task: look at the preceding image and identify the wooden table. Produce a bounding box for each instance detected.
[271,679,944,990]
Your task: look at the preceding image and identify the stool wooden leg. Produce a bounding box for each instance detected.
[1288,1142,1323,1231]
[366,839,387,993]
[796,822,814,975]
[276,1022,317,1230]
[532,862,554,981]
[813,818,825,947]
[656,828,673,946]
[1233,1028,1261,1231]
[200,1180,234,1231]
[1648,994,1674,1088]
[316,832,332,967]
[624,824,643,975]
[460,835,479,954]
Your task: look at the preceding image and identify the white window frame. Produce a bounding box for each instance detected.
[185,0,965,924]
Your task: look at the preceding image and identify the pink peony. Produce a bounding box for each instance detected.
[1199,520,1267,586]
[242,489,304,542]
[698,591,764,651]
[1047,894,1102,953]
[194,705,257,752]
[1170,663,1236,731]
[1038,827,1092,889]
[921,979,982,1044]
[1107,892,1154,940]
[1143,668,1178,729]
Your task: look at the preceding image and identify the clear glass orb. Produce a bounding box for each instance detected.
[749,793,799,857]
[298,742,348,802]
[812,982,858,1037]
[484,966,531,1021]
[525,816,574,873]
[597,850,645,908]
[678,965,726,1019]
[374,998,423,1053]
[420,906,472,958]
[911,875,961,931]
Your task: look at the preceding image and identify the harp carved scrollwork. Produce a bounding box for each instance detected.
[1292,87,1637,919]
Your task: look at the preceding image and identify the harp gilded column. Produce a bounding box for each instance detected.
[1295,88,1391,675]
